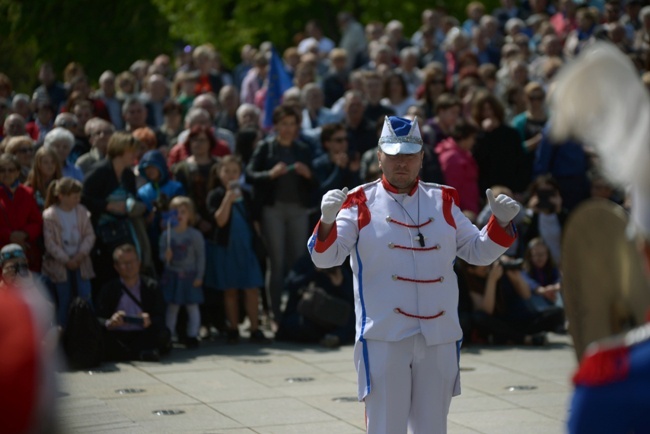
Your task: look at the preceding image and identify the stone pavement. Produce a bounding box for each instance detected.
[57,332,577,434]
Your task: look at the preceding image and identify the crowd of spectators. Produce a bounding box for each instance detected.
[0,0,644,362]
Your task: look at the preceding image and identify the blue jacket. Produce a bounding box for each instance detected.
[534,124,589,179]
[137,150,185,211]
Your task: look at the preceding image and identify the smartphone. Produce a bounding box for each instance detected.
[123,315,145,326]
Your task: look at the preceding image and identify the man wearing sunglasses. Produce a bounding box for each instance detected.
[0,244,30,287]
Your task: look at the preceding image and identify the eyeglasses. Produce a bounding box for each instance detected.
[59,121,78,128]
[16,147,34,155]
[0,167,18,174]
[329,136,348,143]
[430,79,446,85]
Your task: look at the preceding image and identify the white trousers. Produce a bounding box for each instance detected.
[361,335,460,434]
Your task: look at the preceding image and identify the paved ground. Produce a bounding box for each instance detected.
[56,330,577,434]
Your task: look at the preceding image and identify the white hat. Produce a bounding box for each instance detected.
[378,116,423,155]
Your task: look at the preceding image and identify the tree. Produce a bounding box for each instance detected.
[152,0,500,68]
[1,0,172,93]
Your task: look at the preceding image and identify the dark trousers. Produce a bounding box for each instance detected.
[103,324,171,361]
[472,307,564,343]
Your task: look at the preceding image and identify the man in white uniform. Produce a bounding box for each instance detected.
[308,116,520,434]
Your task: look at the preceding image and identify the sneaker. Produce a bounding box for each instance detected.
[525,333,548,346]
[139,349,160,362]
[319,334,340,348]
[185,337,200,349]
[249,329,271,344]
[226,329,240,345]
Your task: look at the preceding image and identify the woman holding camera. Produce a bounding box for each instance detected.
[457,256,564,345]
[245,104,318,328]
[522,174,568,264]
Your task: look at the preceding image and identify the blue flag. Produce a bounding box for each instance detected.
[263,47,293,129]
[161,209,179,228]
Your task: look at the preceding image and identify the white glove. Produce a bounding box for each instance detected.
[486,189,520,227]
[320,187,348,224]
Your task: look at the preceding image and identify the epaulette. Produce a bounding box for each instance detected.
[573,323,650,386]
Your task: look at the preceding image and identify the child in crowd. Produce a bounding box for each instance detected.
[42,177,96,327]
[159,196,205,348]
[137,149,185,273]
[522,237,564,311]
[205,155,269,344]
[174,71,198,117]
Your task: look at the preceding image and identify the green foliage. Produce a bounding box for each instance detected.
[1,0,172,93]
[151,0,501,67]
[0,0,503,93]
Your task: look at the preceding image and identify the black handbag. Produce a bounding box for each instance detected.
[297,284,352,328]
[96,219,132,247]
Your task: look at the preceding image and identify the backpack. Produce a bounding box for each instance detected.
[62,297,104,370]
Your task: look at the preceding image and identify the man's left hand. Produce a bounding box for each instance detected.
[141,313,151,329]
[486,189,520,227]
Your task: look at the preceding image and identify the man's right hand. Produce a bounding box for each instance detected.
[320,187,348,224]
[106,311,125,329]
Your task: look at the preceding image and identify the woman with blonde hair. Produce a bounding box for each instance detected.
[26,146,62,210]
[4,136,35,183]
[82,132,146,287]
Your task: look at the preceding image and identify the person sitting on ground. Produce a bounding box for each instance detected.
[96,244,171,362]
[275,253,355,348]
[457,256,564,345]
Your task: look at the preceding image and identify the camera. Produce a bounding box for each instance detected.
[536,189,555,213]
[228,180,241,190]
[122,315,145,326]
[499,258,524,270]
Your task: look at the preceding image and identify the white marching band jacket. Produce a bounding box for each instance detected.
[308,177,516,347]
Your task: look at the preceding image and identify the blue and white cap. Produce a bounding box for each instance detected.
[378,116,423,155]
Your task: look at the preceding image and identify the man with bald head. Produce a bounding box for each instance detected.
[215,85,240,133]
[191,93,235,150]
[76,118,115,174]
[143,74,169,128]
[0,114,27,153]
[95,70,124,130]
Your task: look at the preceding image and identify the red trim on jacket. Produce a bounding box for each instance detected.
[342,187,371,230]
[486,215,517,248]
[441,186,459,229]
[381,175,419,196]
[573,346,630,386]
[313,221,338,253]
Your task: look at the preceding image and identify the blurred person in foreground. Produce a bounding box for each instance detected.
[548,42,650,434]
[0,243,58,434]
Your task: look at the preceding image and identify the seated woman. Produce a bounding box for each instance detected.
[522,237,564,314]
[457,256,564,345]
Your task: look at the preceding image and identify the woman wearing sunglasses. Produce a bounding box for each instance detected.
[0,154,43,273]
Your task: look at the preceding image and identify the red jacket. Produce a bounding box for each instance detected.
[167,138,231,168]
[0,185,44,272]
[435,138,480,215]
